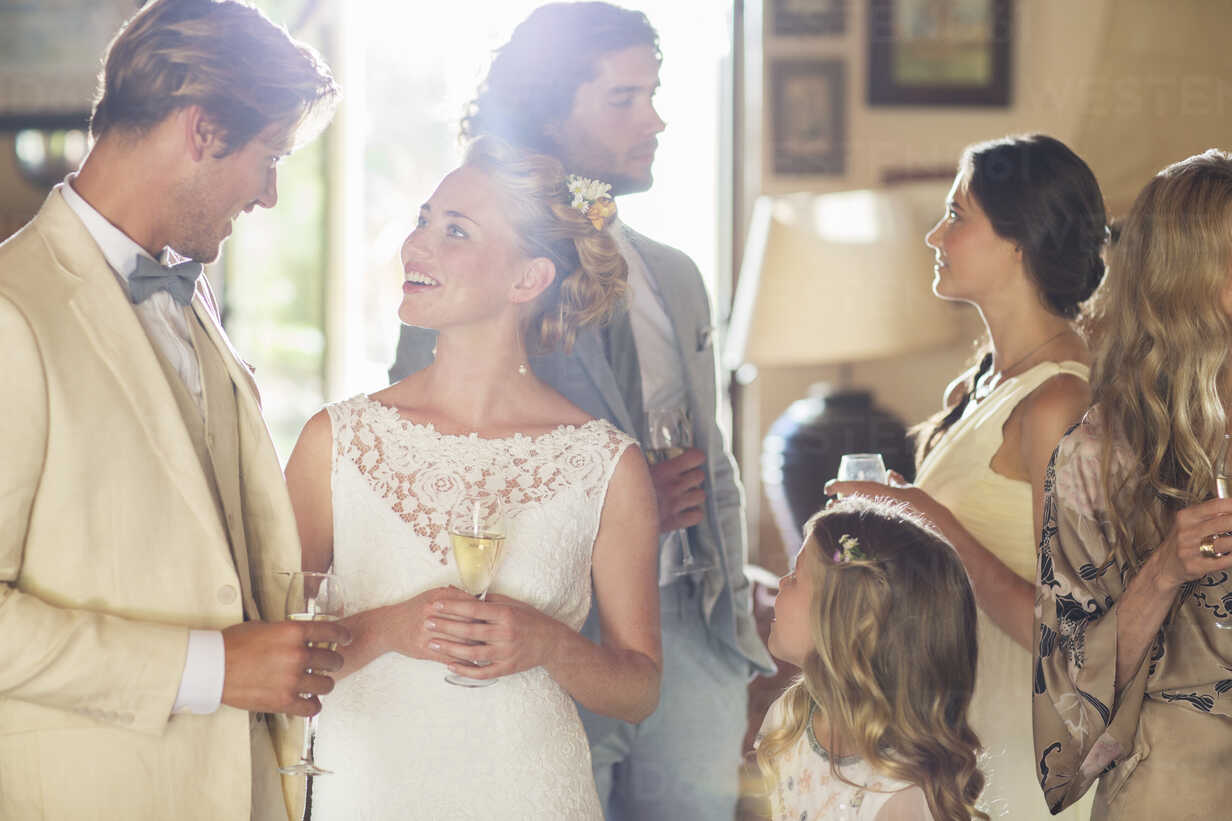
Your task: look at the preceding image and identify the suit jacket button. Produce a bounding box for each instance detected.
[217,585,238,604]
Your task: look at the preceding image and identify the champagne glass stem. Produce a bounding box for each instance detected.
[300,713,317,764]
[679,538,698,568]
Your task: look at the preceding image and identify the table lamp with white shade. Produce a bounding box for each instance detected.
[725,183,966,558]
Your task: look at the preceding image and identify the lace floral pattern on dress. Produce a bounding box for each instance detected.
[330,394,631,565]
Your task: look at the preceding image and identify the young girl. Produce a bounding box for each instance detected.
[755,497,987,821]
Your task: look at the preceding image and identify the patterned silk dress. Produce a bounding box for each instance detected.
[1034,408,1232,819]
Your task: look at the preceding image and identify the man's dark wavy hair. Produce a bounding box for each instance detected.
[460,2,659,153]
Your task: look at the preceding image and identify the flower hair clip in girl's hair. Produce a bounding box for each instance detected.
[566,175,617,230]
[834,534,867,563]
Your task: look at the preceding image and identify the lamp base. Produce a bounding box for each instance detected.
[761,385,914,557]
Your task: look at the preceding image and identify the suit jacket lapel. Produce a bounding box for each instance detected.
[623,228,710,442]
[188,308,261,620]
[39,193,229,551]
[546,328,639,435]
[189,295,299,621]
[625,228,708,354]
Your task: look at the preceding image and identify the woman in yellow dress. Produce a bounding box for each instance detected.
[828,134,1106,819]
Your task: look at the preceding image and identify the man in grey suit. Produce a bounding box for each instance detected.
[389,4,774,818]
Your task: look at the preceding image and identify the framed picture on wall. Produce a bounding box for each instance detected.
[772,0,847,36]
[770,58,846,175]
[867,0,1012,106]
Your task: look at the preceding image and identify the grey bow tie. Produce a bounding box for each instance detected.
[128,255,203,306]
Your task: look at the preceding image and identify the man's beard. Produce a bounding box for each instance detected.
[607,170,654,197]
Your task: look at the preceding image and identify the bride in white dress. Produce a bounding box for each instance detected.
[284,137,662,820]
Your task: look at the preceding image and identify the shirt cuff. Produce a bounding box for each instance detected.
[172,629,225,715]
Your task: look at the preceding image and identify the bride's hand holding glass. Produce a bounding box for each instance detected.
[427,592,569,683]
[361,585,477,664]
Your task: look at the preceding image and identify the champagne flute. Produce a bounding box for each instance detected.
[647,407,714,575]
[446,491,506,687]
[278,571,345,776]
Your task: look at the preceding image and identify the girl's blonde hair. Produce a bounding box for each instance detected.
[463,135,627,353]
[755,497,987,821]
[1088,149,1232,572]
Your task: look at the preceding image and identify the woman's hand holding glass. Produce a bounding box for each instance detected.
[427,592,568,683]
[1149,497,1232,589]
[825,467,955,533]
[368,585,479,664]
[441,492,507,686]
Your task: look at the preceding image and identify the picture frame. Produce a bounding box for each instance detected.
[772,0,847,36]
[0,1,141,130]
[769,58,846,176]
[867,0,1012,106]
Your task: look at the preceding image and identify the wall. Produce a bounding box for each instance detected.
[757,0,1108,196]
[0,134,54,239]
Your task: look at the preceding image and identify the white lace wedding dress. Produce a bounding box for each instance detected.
[309,395,634,820]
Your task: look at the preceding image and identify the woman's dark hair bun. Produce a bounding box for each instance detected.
[963,134,1108,319]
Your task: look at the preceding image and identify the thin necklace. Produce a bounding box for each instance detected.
[976,328,1070,398]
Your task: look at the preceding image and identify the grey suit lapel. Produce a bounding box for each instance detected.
[624,228,705,352]
[555,328,639,435]
[623,228,710,441]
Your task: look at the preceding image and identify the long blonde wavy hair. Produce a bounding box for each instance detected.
[755,497,987,821]
[463,135,628,353]
[1089,149,1232,572]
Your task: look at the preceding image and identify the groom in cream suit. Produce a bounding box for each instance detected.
[391,5,775,819]
[0,2,348,819]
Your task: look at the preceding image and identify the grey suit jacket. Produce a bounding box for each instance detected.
[391,225,773,674]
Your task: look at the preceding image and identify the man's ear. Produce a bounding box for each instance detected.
[510,257,557,304]
[183,105,223,162]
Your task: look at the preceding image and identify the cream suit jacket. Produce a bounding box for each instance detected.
[0,189,304,820]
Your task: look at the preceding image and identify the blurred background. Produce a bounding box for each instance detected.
[2,0,1230,566]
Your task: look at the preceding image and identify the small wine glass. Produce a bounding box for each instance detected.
[836,453,889,484]
[646,407,714,576]
[1215,434,1232,501]
[278,571,345,777]
[445,491,507,687]
[1211,434,1232,629]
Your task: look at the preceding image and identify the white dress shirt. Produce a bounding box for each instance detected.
[611,222,692,583]
[59,177,225,716]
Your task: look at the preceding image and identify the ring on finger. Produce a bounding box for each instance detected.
[1200,535,1218,558]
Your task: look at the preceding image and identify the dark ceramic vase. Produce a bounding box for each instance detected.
[761,387,914,555]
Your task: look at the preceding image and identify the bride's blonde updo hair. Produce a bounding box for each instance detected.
[463,135,628,353]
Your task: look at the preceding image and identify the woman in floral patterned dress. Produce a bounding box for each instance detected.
[1033,150,1232,819]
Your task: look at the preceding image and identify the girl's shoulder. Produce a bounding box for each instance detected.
[871,784,934,821]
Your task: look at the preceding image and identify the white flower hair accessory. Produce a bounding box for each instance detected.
[835,534,868,563]
[566,174,617,230]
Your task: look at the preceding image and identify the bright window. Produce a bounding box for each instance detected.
[227,1,733,458]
